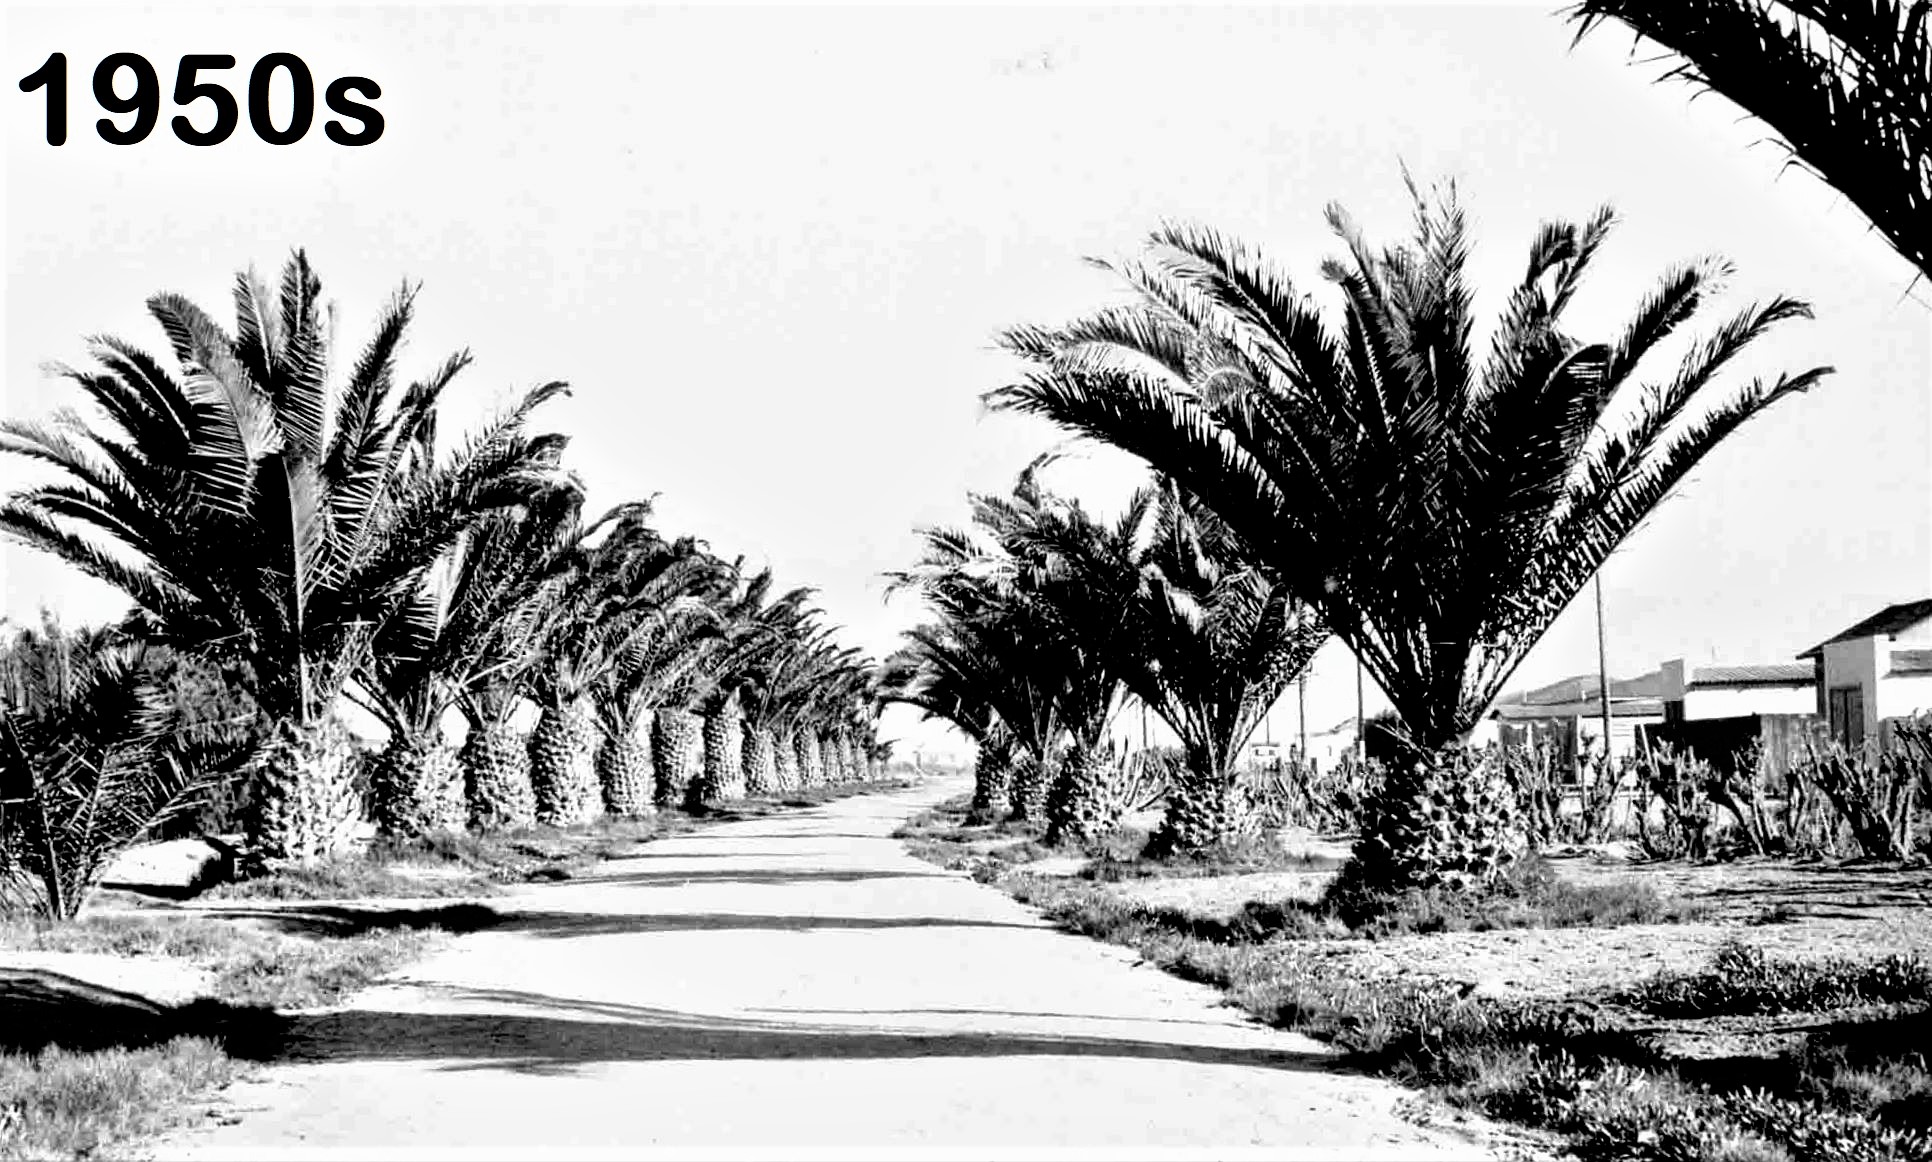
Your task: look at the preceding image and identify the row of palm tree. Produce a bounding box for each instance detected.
[893,177,1827,887]
[0,252,883,877]
[882,462,1326,854]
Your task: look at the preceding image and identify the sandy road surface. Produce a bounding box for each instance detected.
[153,779,1496,1160]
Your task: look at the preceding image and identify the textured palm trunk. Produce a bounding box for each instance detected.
[1006,750,1051,823]
[797,730,825,787]
[699,698,746,803]
[597,719,655,817]
[840,734,864,784]
[1045,740,1125,847]
[1149,755,1247,856]
[461,719,536,832]
[652,708,703,808]
[743,724,779,796]
[248,717,362,864]
[969,743,1013,820]
[369,732,466,839]
[1339,747,1525,896]
[816,733,839,784]
[529,699,600,827]
[773,728,801,790]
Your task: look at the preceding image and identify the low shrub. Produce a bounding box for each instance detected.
[1621,942,1932,1018]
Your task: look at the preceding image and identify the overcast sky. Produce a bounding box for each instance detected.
[5,4,1928,761]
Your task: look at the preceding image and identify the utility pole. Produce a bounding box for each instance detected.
[1297,672,1308,765]
[1596,573,1613,764]
[1355,651,1366,762]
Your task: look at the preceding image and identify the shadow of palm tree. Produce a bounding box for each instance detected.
[588,868,951,887]
[281,985,1336,1078]
[0,968,286,1058]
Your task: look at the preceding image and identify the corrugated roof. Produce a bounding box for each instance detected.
[1689,663,1814,687]
[1492,670,1663,709]
[1798,599,1932,659]
[1492,697,1663,721]
[1890,649,1932,676]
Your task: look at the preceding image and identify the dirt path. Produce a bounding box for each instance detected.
[153,780,1496,1159]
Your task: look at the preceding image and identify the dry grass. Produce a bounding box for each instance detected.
[0,1037,239,1161]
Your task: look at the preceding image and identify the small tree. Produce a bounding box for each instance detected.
[0,618,227,919]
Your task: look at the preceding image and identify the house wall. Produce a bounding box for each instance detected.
[1658,659,1688,703]
[1879,670,1932,721]
[1684,684,1816,720]
[1821,635,1883,742]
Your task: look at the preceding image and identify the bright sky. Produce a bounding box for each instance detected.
[5,4,1929,763]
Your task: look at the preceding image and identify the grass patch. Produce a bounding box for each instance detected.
[1008,873,1932,1162]
[1619,941,1932,1018]
[0,913,259,961]
[1325,857,1701,938]
[0,1037,239,1161]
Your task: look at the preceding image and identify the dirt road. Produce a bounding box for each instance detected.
[155,779,1496,1159]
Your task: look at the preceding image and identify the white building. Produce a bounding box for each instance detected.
[1798,599,1932,748]
[1656,660,1817,722]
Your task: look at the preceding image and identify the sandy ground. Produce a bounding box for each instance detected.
[1102,844,1932,1002]
[147,779,1503,1161]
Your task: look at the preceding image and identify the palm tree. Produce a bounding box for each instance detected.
[877,623,1017,816]
[588,551,731,816]
[1566,1,1932,289]
[992,180,1828,884]
[450,488,587,831]
[528,502,722,825]
[355,383,573,839]
[744,621,862,794]
[1025,477,1328,852]
[0,616,228,919]
[960,476,1135,841]
[690,569,810,805]
[1,253,564,861]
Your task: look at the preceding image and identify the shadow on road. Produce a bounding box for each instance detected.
[280,985,1337,1077]
[589,868,951,887]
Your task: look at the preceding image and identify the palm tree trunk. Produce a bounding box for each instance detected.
[530,698,599,827]
[1343,746,1526,893]
[1046,740,1124,847]
[819,733,844,785]
[1149,745,1245,857]
[797,729,825,787]
[596,717,655,817]
[461,717,536,832]
[699,698,746,803]
[248,717,362,864]
[369,731,466,839]
[969,740,1013,822]
[652,708,703,808]
[773,727,801,790]
[1006,749,1051,823]
[743,724,779,796]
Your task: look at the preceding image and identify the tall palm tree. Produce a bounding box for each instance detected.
[587,554,729,816]
[993,180,1828,883]
[528,502,721,826]
[355,383,573,839]
[1025,476,1328,852]
[690,568,810,804]
[1567,1,1932,288]
[961,476,1134,841]
[1,253,563,861]
[877,624,1017,816]
[451,487,587,831]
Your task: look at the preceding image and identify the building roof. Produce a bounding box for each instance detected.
[1491,671,1663,709]
[1890,648,1932,677]
[1491,697,1663,721]
[1688,663,1814,687]
[1798,598,1932,659]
